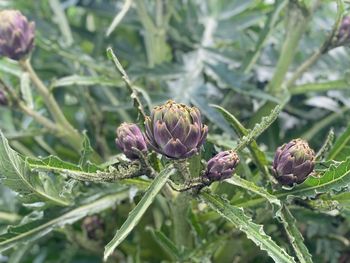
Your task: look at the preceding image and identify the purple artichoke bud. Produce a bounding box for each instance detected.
[145,100,208,159]
[115,123,147,160]
[204,150,239,181]
[0,10,35,61]
[82,215,105,240]
[0,90,8,106]
[335,16,350,47]
[272,139,315,186]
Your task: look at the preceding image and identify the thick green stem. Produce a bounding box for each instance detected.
[249,2,311,127]
[135,0,170,67]
[170,159,193,250]
[171,192,192,250]
[266,3,310,95]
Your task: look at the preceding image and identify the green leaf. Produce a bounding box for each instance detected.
[0,189,130,253]
[225,176,281,207]
[289,79,350,95]
[148,227,182,261]
[0,130,72,206]
[51,74,122,88]
[235,105,281,151]
[27,155,145,183]
[20,72,34,109]
[225,176,312,263]
[213,104,269,177]
[0,58,21,77]
[283,157,350,198]
[279,206,313,263]
[104,165,176,261]
[200,191,296,263]
[235,157,350,208]
[79,131,94,168]
[327,123,350,161]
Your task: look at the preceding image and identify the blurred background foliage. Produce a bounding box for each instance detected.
[0,0,350,262]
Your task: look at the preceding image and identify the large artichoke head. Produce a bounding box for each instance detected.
[0,10,35,61]
[272,139,315,186]
[145,100,208,159]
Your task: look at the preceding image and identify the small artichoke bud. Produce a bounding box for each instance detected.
[82,215,105,240]
[145,100,208,159]
[115,123,147,160]
[334,16,350,47]
[0,90,8,106]
[204,150,239,181]
[272,139,315,186]
[0,10,35,61]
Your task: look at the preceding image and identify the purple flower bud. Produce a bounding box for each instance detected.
[82,215,105,240]
[334,16,350,47]
[145,100,208,159]
[204,150,239,181]
[272,139,315,186]
[0,90,8,106]
[0,10,35,61]
[115,123,147,160]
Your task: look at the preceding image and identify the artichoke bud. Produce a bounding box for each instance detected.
[0,90,8,106]
[0,10,35,61]
[272,139,315,186]
[115,123,147,160]
[334,16,350,48]
[145,100,208,159]
[204,150,239,181]
[82,215,105,240]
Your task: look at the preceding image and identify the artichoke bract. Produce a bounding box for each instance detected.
[204,150,239,181]
[272,139,315,186]
[145,100,208,159]
[0,10,35,61]
[115,123,147,160]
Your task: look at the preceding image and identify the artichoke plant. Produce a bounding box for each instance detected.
[204,150,240,181]
[272,139,315,186]
[0,10,35,61]
[145,100,208,159]
[115,123,148,160]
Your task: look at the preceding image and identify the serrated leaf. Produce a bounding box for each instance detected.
[235,105,281,151]
[27,155,144,183]
[235,157,350,208]
[282,157,350,198]
[213,105,269,177]
[200,192,296,263]
[104,166,176,261]
[279,206,313,263]
[0,130,71,206]
[225,176,312,263]
[225,176,281,207]
[0,188,129,253]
